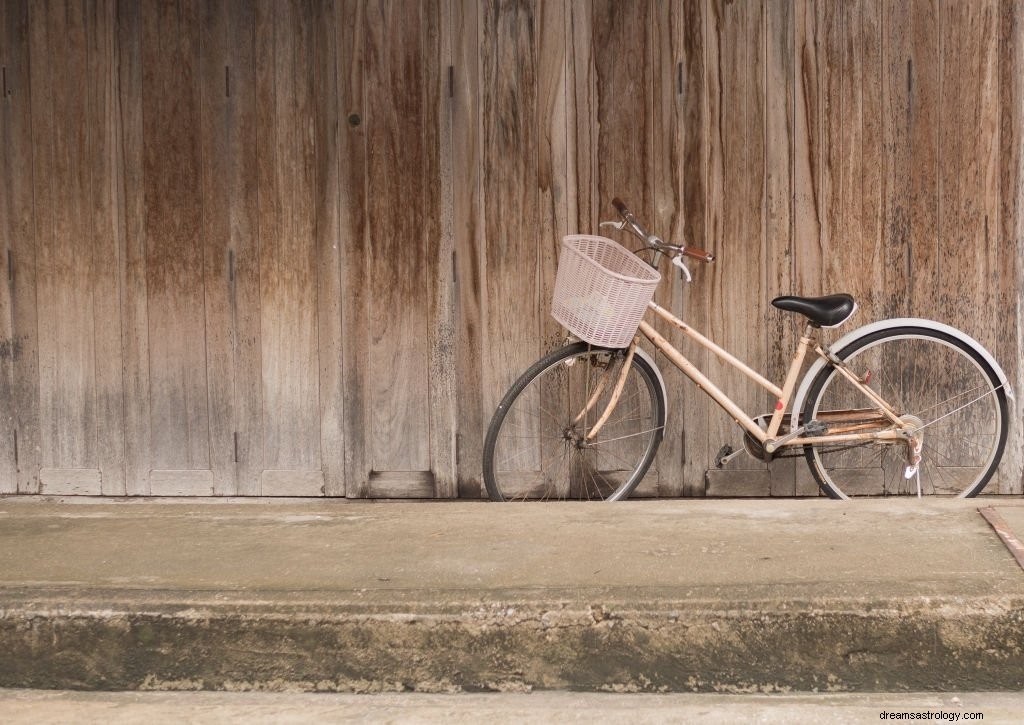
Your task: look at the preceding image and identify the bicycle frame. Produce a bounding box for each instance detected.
[585,299,913,453]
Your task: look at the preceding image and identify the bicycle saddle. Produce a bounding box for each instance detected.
[771,293,856,328]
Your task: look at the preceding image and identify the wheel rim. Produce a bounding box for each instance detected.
[488,347,663,501]
[806,332,1005,497]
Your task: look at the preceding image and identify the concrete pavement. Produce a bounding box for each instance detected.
[3,689,1023,724]
[1,497,1023,692]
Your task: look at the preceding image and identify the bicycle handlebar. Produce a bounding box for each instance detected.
[610,197,715,264]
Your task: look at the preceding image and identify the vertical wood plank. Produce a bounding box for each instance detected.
[480,0,542,450]
[882,0,913,320]
[906,0,941,315]
[937,0,998,329]
[937,0,1005,490]
[793,0,822,301]
[673,0,715,496]
[819,0,884,315]
[362,0,441,479]
[89,0,127,494]
[433,0,458,497]
[200,0,259,495]
[569,0,660,493]
[450,0,485,497]
[651,0,695,497]
[117,0,151,494]
[30,0,103,492]
[313,0,346,496]
[704,0,768,489]
[255,0,321,479]
[338,0,369,496]
[142,0,211,473]
[764,0,797,495]
[1001,0,1024,493]
[0,0,40,493]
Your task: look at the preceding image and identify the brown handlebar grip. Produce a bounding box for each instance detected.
[683,247,715,263]
[612,197,630,217]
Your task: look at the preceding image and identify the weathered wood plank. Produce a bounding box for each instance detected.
[312,0,346,497]
[478,0,567,493]
[255,0,321,477]
[450,0,485,498]
[705,469,772,498]
[149,469,215,497]
[260,469,325,497]
[200,0,247,495]
[906,0,941,315]
[480,0,542,426]
[367,471,436,499]
[363,0,440,477]
[764,0,798,496]
[142,0,211,472]
[793,0,823,299]
[338,0,370,496]
[881,0,913,320]
[705,0,769,487]
[937,0,1004,490]
[116,0,150,495]
[89,0,127,495]
[39,468,102,496]
[31,1,103,478]
[669,0,715,497]
[0,0,40,494]
[1000,0,1024,494]
[572,0,660,494]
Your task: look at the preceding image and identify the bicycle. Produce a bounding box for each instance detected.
[482,198,1014,501]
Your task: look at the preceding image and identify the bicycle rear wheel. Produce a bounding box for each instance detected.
[801,326,1009,498]
[483,342,665,501]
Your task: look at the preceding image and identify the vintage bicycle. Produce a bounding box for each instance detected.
[482,198,1013,501]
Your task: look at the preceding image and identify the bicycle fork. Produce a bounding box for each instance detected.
[570,341,638,443]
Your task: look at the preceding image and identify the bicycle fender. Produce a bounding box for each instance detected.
[790,317,1015,426]
[633,347,669,421]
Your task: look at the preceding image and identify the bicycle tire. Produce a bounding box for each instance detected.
[801,326,1009,498]
[483,342,666,501]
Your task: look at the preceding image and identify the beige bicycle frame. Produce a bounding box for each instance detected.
[590,299,912,450]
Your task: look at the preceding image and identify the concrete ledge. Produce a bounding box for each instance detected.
[3,591,1024,692]
[2,499,1024,692]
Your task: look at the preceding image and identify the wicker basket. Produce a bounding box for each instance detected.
[551,235,661,348]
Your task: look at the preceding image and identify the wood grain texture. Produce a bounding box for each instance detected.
[142,0,211,472]
[764,0,798,495]
[705,0,769,484]
[363,0,443,483]
[0,0,40,494]
[29,1,125,490]
[1000,0,1024,494]
[2,0,1023,498]
[450,0,485,497]
[338,0,370,496]
[116,0,151,494]
[256,0,322,478]
[312,0,346,497]
[89,0,127,495]
[200,0,259,495]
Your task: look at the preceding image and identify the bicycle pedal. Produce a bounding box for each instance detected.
[715,444,746,468]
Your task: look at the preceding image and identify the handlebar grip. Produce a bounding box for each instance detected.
[682,247,715,263]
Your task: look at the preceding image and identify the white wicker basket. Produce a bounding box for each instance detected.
[551,235,661,348]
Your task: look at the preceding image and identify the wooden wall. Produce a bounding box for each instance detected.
[0,0,1021,497]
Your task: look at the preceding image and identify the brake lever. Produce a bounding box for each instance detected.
[672,255,693,283]
[599,220,626,232]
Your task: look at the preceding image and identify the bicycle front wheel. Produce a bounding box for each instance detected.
[802,326,1010,498]
[483,342,666,501]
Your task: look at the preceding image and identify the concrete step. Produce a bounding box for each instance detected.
[1,498,1023,692]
